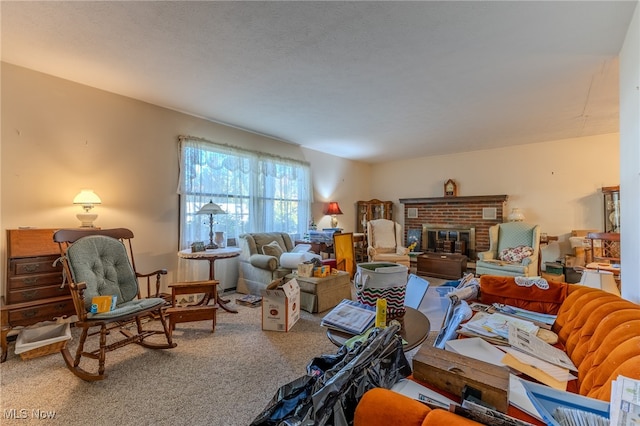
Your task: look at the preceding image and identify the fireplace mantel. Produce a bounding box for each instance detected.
[400,195,508,204]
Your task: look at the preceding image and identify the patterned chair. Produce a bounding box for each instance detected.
[475,222,541,277]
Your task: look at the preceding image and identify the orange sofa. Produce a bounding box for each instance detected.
[354,275,640,426]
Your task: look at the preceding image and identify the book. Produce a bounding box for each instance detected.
[320,299,376,335]
[235,294,262,307]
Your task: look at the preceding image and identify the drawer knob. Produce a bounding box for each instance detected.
[23,290,37,300]
[24,277,39,285]
[23,311,37,319]
[24,265,40,273]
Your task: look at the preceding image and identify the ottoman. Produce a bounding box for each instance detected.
[285,271,352,313]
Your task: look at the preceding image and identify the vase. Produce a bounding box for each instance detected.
[214,231,226,248]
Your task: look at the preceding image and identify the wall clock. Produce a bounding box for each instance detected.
[444,179,457,197]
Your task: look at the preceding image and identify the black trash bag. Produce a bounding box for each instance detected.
[251,325,411,426]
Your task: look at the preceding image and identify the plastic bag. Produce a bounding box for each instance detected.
[251,325,411,426]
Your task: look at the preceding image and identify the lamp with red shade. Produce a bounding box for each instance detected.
[324,202,343,229]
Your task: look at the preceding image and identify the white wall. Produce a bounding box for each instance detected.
[0,63,370,292]
[619,2,640,303]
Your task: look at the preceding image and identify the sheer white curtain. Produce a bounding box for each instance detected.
[177,136,312,252]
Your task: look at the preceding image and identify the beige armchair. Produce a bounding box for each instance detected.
[236,232,320,295]
[476,222,541,277]
[366,219,410,267]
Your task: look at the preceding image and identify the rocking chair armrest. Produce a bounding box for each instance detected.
[136,269,168,298]
[136,269,168,279]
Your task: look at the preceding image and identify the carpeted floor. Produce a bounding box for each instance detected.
[0,276,448,425]
[0,297,338,426]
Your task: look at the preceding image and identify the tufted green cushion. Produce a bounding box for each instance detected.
[497,222,536,254]
[66,235,139,312]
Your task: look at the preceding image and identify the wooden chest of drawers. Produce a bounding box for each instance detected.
[417,252,468,280]
[1,229,75,362]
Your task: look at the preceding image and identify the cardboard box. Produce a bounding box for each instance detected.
[545,262,564,275]
[413,345,510,413]
[297,263,314,277]
[286,271,351,313]
[313,266,330,277]
[542,272,565,283]
[261,278,300,332]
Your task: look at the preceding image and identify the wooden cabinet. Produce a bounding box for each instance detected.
[356,199,394,234]
[1,229,75,362]
[602,186,620,233]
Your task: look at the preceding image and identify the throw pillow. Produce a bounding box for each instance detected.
[262,240,284,258]
[499,245,534,263]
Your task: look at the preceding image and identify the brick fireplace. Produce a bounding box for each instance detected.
[399,195,508,260]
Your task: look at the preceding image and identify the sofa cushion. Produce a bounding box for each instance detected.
[262,240,284,258]
[479,275,568,315]
[498,245,534,262]
[371,220,397,249]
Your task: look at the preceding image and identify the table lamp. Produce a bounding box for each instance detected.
[196,200,226,249]
[324,202,343,229]
[73,189,102,227]
[508,208,525,222]
[579,269,620,296]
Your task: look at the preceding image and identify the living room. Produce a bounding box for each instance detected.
[1,2,639,423]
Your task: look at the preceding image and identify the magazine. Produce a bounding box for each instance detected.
[320,299,376,335]
[235,294,262,307]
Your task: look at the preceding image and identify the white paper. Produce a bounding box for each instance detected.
[445,337,506,366]
[391,378,457,408]
[508,323,577,371]
[509,375,544,422]
[502,346,576,382]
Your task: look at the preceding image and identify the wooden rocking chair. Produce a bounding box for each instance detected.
[53,228,176,381]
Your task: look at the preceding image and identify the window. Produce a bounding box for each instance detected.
[177,136,312,249]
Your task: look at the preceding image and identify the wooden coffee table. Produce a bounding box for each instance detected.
[326,306,430,351]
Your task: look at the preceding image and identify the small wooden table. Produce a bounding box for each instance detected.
[326,306,430,351]
[177,248,241,313]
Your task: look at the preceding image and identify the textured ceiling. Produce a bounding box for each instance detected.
[1,1,636,163]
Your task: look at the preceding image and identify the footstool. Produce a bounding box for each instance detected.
[284,271,351,313]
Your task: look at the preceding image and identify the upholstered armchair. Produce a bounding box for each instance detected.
[366,219,410,268]
[476,222,541,277]
[236,232,320,295]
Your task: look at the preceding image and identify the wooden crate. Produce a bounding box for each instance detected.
[412,345,509,413]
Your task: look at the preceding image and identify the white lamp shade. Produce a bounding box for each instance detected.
[508,208,525,222]
[73,190,101,227]
[73,189,102,205]
[579,269,620,296]
[196,200,226,215]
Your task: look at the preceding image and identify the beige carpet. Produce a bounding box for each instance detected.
[0,297,337,426]
[1,276,448,425]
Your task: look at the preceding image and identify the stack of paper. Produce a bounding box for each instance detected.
[459,311,539,341]
[501,323,577,390]
[610,375,640,425]
[320,299,376,335]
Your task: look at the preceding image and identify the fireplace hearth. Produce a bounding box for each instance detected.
[422,224,476,259]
